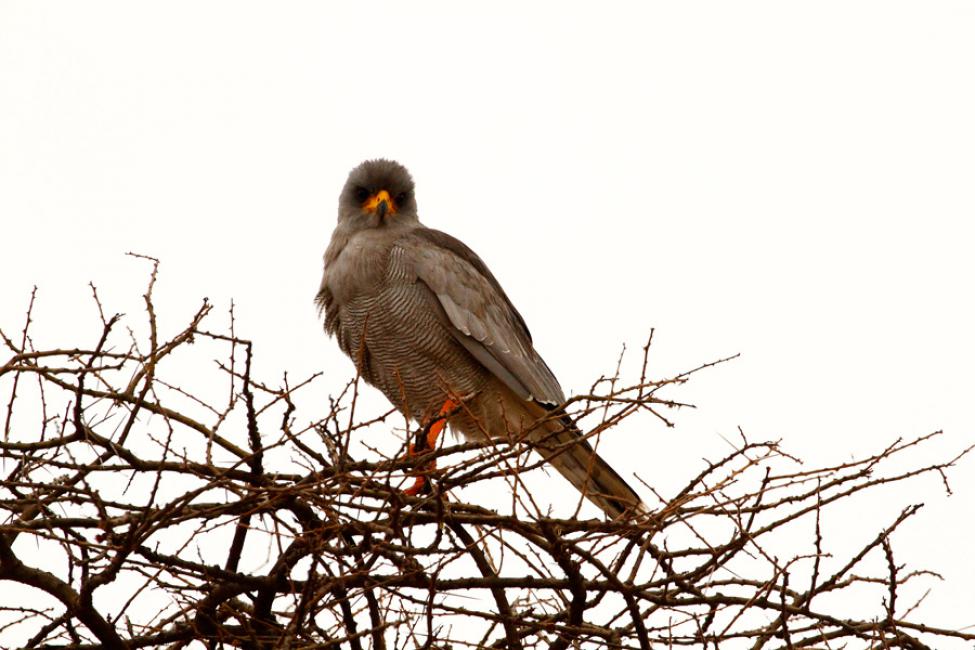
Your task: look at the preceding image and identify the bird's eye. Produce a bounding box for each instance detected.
[395,192,409,204]
[353,187,370,203]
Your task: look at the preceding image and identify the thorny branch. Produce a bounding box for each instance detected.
[1,261,972,649]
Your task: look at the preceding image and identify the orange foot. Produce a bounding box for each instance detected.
[404,474,430,496]
[403,398,457,496]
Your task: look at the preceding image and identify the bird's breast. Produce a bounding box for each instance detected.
[324,231,395,307]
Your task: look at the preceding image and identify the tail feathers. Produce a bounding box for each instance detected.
[531,418,648,520]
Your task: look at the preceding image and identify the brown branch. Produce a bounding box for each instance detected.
[0,271,970,650]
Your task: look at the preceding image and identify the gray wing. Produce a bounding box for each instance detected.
[399,228,565,405]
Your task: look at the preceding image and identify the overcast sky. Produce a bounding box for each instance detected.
[1,1,973,641]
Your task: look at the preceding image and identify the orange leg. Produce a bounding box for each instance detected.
[404,398,457,496]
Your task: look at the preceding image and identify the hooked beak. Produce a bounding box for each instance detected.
[364,189,395,220]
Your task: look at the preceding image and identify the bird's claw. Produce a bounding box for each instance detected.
[404,475,430,496]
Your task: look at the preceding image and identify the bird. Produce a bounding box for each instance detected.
[316,159,647,519]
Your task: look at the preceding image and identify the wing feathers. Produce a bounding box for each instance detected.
[401,228,564,405]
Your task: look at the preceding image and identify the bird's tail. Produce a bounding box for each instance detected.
[529,414,649,520]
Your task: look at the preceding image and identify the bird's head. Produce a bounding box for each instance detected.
[338,159,417,228]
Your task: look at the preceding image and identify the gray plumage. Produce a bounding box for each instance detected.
[317,159,646,519]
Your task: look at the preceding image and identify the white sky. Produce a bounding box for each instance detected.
[1,0,973,642]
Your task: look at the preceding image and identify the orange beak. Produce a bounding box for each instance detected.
[364,189,396,218]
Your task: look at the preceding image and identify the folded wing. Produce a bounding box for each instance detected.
[399,228,565,406]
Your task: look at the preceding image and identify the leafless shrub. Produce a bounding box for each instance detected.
[1,257,972,649]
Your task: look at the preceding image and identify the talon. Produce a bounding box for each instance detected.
[401,398,457,496]
[404,475,429,496]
